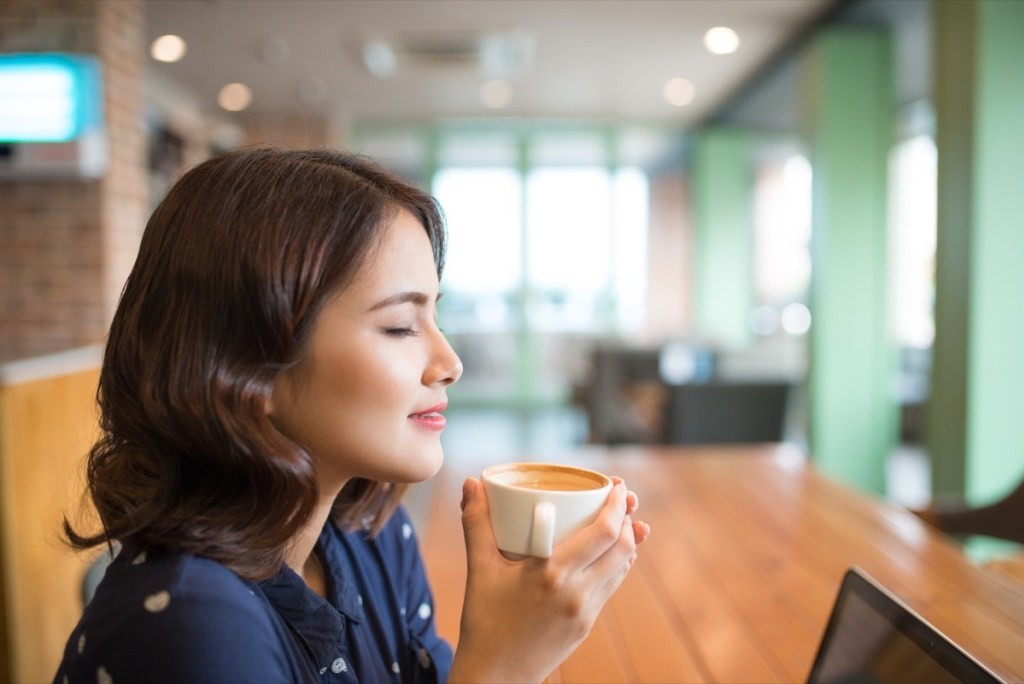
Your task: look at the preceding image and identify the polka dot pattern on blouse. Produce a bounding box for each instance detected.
[54,506,452,683]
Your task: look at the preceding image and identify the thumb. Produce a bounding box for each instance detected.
[460,477,497,560]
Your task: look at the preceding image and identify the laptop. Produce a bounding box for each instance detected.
[806,567,1005,684]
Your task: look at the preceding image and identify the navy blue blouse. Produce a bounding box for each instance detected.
[54,506,453,684]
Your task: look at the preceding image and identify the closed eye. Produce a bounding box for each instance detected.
[383,327,419,338]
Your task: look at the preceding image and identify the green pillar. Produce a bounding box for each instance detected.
[803,28,896,493]
[929,0,1024,506]
[691,127,755,347]
[928,0,975,498]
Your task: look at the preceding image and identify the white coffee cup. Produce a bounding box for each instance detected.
[481,462,613,558]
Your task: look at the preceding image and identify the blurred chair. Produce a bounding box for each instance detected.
[913,479,1024,586]
[663,381,791,445]
[577,346,663,444]
[574,342,719,445]
[912,477,1024,546]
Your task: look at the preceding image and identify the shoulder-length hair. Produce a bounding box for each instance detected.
[66,147,446,581]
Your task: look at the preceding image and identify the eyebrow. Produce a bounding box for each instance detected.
[367,291,443,312]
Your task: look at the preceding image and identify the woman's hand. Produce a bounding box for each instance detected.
[449,475,650,683]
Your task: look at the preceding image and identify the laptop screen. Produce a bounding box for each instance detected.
[806,568,1004,684]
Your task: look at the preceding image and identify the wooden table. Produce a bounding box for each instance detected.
[416,445,1024,683]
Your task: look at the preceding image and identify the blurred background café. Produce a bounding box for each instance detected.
[2,0,1023,682]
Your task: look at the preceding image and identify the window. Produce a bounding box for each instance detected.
[888,134,937,350]
[433,167,521,332]
[354,124,678,404]
[434,131,651,401]
[525,167,611,330]
[752,153,813,336]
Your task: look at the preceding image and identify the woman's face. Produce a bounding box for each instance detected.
[268,209,463,492]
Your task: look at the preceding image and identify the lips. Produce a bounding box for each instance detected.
[409,402,447,431]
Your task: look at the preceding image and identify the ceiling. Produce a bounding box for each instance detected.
[143,0,836,129]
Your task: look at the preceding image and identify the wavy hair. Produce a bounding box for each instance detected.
[65,147,446,580]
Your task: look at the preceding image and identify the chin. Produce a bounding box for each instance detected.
[394,443,445,484]
[418,445,445,480]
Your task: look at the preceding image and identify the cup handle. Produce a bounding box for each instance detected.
[531,501,556,558]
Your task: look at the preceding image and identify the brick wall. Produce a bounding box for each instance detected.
[0,0,148,362]
[97,0,149,328]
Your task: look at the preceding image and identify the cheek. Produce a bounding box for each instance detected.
[329,342,419,413]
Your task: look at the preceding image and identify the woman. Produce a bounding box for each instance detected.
[57,147,649,683]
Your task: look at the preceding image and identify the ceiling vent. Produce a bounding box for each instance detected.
[361,30,534,79]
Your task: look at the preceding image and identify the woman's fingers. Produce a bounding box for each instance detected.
[610,477,647,543]
[633,519,651,545]
[584,514,639,603]
[607,477,647,544]
[610,476,640,515]
[553,481,629,568]
[454,476,647,684]
[460,477,502,568]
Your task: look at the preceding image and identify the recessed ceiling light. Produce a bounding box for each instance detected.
[150,34,187,63]
[259,37,291,66]
[704,26,740,55]
[663,77,696,107]
[362,40,397,78]
[218,83,253,112]
[480,80,512,109]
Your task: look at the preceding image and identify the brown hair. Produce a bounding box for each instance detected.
[66,147,446,580]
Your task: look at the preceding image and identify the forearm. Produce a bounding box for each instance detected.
[449,637,554,684]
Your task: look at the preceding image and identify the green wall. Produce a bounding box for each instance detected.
[691,128,755,348]
[929,0,1024,509]
[963,0,1024,504]
[928,0,975,498]
[803,28,897,493]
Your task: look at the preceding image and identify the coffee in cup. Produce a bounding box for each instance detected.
[481,462,612,558]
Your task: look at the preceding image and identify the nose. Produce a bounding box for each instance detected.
[424,328,463,387]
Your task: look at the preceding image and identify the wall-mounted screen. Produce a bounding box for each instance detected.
[0,53,107,179]
[0,53,103,143]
